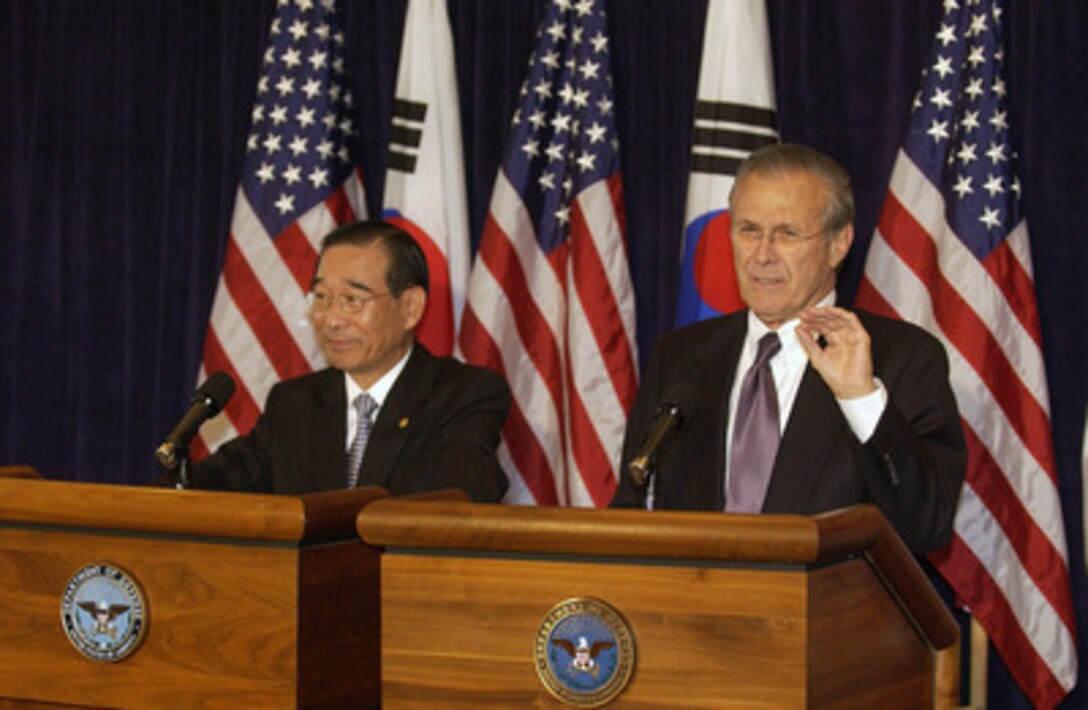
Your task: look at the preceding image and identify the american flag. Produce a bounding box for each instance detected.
[857,0,1077,705]
[675,0,777,327]
[382,0,470,356]
[193,0,366,458]
[459,0,638,507]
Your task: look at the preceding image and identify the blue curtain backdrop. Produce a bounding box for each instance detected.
[1,2,1084,706]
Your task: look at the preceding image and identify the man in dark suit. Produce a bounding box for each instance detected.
[171,220,510,502]
[612,144,965,554]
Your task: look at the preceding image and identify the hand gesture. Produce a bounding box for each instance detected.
[796,306,877,400]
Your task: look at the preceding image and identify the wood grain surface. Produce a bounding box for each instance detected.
[0,480,384,708]
[0,477,385,542]
[0,526,300,707]
[376,551,937,708]
[360,499,956,708]
[359,499,957,653]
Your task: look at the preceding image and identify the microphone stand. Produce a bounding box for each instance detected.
[643,471,657,511]
[631,458,659,511]
[175,447,191,490]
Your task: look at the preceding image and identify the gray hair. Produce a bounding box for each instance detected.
[730,143,855,235]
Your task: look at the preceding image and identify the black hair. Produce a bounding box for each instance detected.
[316,219,430,295]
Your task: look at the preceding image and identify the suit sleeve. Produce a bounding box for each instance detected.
[165,388,283,493]
[187,425,274,492]
[857,324,967,554]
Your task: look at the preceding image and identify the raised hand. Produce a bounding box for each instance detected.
[796,306,877,400]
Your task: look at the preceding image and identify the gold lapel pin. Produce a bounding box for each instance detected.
[398,417,409,430]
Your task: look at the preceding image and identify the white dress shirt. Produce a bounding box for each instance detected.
[344,345,413,452]
[723,294,887,491]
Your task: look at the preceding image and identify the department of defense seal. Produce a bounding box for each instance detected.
[60,563,147,662]
[534,597,635,707]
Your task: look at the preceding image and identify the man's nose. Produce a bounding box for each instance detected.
[321,310,349,328]
[751,236,778,263]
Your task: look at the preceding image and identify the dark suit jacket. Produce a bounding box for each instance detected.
[612,309,966,554]
[179,343,511,502]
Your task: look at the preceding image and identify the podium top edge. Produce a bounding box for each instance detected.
[0,478,385,543]
[356,499,885,565]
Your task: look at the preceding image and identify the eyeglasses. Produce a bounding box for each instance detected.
[307,289,393,315]
[733,223,827,253]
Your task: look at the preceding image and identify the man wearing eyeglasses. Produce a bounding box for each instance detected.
[612,144,965,555]
[177,220,511,501]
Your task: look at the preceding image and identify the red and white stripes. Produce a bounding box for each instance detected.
[461,171,637,507]
[193,170,366,459]
[859,153,1076,707]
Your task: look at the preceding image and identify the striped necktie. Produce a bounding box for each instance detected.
[346,393,377,488]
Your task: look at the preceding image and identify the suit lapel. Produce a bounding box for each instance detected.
[673,315,746,510]
[357,345,432,489]
[762,364,845,513]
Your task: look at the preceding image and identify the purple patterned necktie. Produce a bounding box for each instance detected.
[726,332,782,513]
[346,393,377,488]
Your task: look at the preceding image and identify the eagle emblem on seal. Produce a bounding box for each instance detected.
[551,635,616,676]
[77,600,131,638]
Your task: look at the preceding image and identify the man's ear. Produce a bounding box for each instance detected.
[400,285,428,332]
[829,223,854,270]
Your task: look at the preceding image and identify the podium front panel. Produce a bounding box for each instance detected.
[0,481,383,709]
[376,550,931,708]
[0,525,302,707]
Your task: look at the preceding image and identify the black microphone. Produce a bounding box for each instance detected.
[155,372,235,470]
[628,380,697,489]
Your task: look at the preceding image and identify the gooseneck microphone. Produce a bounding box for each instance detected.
[155,372,235,470]
[628,380,697,489]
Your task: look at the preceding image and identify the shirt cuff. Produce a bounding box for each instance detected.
[837,378,887,443]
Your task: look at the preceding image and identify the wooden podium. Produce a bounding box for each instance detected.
[358,499,959,708]
[0,470,384,708]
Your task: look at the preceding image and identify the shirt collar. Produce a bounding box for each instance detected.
[344,343,414,410]
[745,291,836,356]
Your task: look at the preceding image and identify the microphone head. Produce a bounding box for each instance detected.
[192,371,236,414]
[656,379,698,425]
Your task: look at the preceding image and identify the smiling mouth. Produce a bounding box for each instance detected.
[322,337,357,350]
